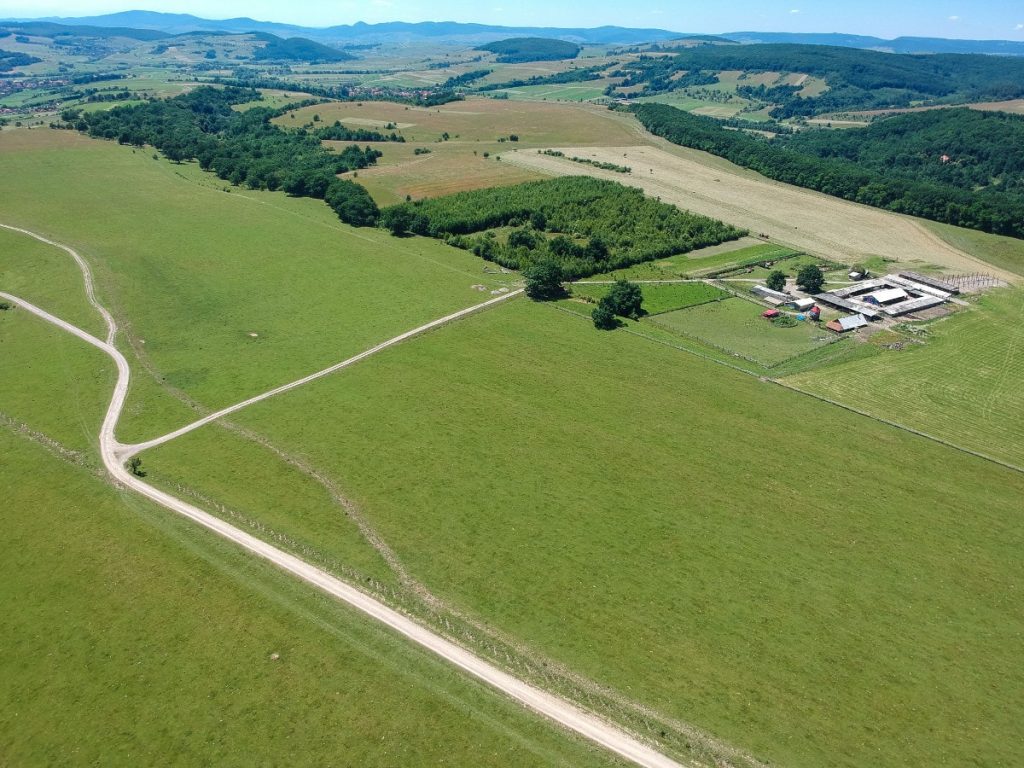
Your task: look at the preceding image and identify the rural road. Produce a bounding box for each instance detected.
[122,289,524,459]
[1,225,687,768]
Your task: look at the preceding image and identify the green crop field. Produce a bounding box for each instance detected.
[571,281,729,315]
[649,297,835,365]
[785,288,1024,468]
[0,436,616,768]
[137,297,1024,768]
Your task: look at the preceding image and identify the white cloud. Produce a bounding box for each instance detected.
[948,15,960,21]
[1016,23,1024,30]
[789,9,800,14]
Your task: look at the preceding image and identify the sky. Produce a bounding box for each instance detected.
[2,0,1023,39]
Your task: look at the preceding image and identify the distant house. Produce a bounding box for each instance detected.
[752,285,791,305]
[826,314,868,333]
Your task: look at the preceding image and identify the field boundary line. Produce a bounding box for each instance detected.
[772,379,1024,476]
[122,290,524,458]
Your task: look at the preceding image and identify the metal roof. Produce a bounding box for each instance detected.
[866,288,909,304]
[837,314,868,330]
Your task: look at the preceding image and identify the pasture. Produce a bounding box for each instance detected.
[649,297,835,365]
[0,129,516,441]
[785,288,1024,468]
[0,435,615,768]
[136,296,1024,768]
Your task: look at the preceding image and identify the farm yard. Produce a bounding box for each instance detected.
[648,296,836,366]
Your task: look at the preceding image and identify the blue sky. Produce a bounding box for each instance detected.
[4,0,1024,39]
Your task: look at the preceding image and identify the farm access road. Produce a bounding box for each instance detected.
[504,144,1020,283]
[0,223,687,768]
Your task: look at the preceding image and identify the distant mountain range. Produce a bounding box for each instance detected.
[723,31,1024,55]
[4,11,684,45]
[3,11,1024,55]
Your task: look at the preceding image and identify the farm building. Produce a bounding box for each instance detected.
[815,274,953,318]
[864,288,908,305]
[762,308,781,318]
[752,285,791,305]
[826,314,868,333]
[786,298,816,311]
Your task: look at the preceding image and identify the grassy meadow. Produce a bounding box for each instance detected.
[0,433,618,768]
[786,288,1024,467]
[0,129,518,442]
[142,297,1024,768]
[923,220,1024,277]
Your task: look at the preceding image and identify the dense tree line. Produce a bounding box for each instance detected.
[77,86,380,226]
[378,177,744,278]
[440,69,493,89]
[313,120,405,142]
[477,64,609,92]
[633,103,1024,237]
[475,38,581,63]
[620,44,1024,116]
[207,75,465,108]
[0,49,40,72]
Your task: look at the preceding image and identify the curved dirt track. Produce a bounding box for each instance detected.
[1,225,687,768]
[504,145,1019,282]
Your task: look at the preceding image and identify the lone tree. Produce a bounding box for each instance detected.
[128,457,146,478]
[592,299,618,330]
[603,279,644,320]
[379,205,415,236]
[796,264,825,294]
[523,257,566,301]
[766,269,787,292]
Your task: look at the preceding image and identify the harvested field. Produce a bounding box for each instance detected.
[503,144,1020,281]
[277,98,643,146]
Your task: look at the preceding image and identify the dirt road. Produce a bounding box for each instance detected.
[1,225,686,768]
[503,145,1019,282]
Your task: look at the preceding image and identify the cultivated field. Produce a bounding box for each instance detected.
[503,144,1022,281]
[785,288,1024,468]
[140,297,1024,768]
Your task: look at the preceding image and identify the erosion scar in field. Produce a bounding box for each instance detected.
[504,145,1019,282]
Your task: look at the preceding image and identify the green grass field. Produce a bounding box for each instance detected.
[0,434,617,768]
[139,297,1024,768]
[0,129,517,442]
[785,288,1024,468]
[571,282,729,315]
[649,297,835,366]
